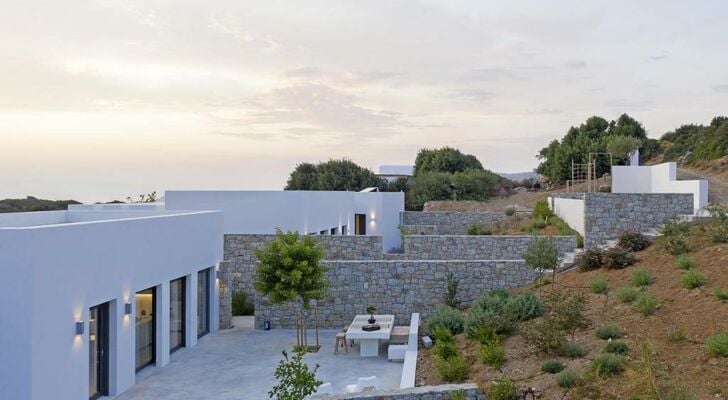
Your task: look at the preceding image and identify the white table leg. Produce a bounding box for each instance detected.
[359,339,380,357]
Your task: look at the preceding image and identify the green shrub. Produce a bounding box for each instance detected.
[548,291,589,338]
[523,318,564,354]
[604,247,636,269]
[706,332,728,357]
[533,200,555,221]
[663,234,691,255]
[559,341,586,358]
[667,328,687,342]
[541,359,565,374]
[680,270,706,289]
[555,369,578,388]
[505,207,516,217]
[435,355,469,382]
[431,326,455,343]
[467,223,492,236]
[448,390,467,400]
[488,377,518,400]
[714,287,728,302]
[618,230,651,251]
[659,219,692,237]
[530,216,548,230]
[590,276,608,294]
[631,267,654,287]
[604,340,629,355]
[433,341,459,360]
[706,204,728,243]
[551,216,584,248]
[616,286,640,303]
[231,291,254,316]
[469,326,499,345]
[675,255,694,270]
[592,353,626,376]
[427,305,464,335]
[444,272,461,309]
[596,324,622,340]
[635,293,659,316]
[508,292,544,321]
[465,291,517,337]
[479,340,506,367]
[578,248,604,271]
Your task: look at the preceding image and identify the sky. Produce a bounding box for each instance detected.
[1,1,727,202]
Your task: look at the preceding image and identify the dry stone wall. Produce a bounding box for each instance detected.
[224,234,383,298]
[580,193,693,247]
[254,259,538,329]
[403,235,577,260]
[311,384,484,400]
[401,211,519,235]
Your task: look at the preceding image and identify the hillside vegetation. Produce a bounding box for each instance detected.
[418,217,728,399]
[0,196,80,213]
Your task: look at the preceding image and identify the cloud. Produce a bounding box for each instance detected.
[713,84,728,93]
[467,68,517,82]
[218,83,406,138]
[565,61,587,69]
[648,54,668,61]
[447,88,496,102]
[284,67,401,87]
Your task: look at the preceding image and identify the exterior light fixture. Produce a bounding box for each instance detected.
[125,302,133,315]
[75,321,85,335]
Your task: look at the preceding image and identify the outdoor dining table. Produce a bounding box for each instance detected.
[345,314,395,357]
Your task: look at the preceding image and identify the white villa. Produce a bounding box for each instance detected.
[0,190,404,400]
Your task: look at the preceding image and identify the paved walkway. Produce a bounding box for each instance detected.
[116,323,402,400]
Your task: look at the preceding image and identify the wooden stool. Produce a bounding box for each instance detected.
[343,325,354,347]
[334,332,348,354]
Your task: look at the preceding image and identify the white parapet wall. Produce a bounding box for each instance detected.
[0,210,223,400]
[548,196,585,237]
[612,162,708,213]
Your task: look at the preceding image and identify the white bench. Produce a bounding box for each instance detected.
[387,313,419,364]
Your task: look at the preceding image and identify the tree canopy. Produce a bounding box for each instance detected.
[284,159,386,191]
[536,114,651,183]
[660,116,728,162]
[414,147,483,175]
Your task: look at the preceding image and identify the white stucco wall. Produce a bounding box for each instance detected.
[549,196,585,236]
[165,190,404,251]
[0,210,223,400]
[612,162,708,213]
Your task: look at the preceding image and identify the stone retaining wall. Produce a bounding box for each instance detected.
[255,259,538,329]
[399,224,437,235]
[402,235,577,260]
[311,384,485,399]
[582,193,693,247]
[401,211,519,235]
[224,234,383,297]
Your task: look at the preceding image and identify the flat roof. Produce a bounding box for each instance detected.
[0,209,219,229]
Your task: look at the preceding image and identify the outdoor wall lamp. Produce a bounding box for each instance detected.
[125,302,133,315]
[75,320,85,335]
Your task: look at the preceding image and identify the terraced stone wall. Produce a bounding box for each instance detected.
[402,235,577,260]
[255,259,538,329]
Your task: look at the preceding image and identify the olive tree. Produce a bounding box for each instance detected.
[254,229,328,350]
[523,236,561,292]
[269,348,322,400]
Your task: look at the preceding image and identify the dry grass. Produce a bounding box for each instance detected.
[417,223,728,398]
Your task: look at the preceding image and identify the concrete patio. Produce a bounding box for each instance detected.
[116,320,403,400]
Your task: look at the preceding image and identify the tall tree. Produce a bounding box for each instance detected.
[413,147,483,176]
[284,159,385,191]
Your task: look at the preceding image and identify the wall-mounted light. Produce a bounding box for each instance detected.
[75,321,85,335]
[125,302,133,315]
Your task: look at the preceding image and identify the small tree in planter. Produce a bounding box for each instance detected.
[254,229,328,351]
[523,236,561,293]
[269,348,322,400]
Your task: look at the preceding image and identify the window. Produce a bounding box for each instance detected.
[355,214,366,235]
[341,225,347,235]
[319,230,327,235]
[135,287,156,371]
[197,269,210,338]
[89,302,109,400]
[169,277,186,353]
[330,227,337,235]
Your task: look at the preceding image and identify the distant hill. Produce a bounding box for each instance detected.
[497,171,539,181]
[0,196,81,213]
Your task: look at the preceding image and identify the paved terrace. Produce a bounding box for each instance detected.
[117,321,403,400]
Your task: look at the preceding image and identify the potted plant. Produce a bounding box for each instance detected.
[366,306,377,324]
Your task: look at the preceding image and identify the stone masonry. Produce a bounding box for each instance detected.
[312,384,485,400]
[578,193,693,247]
[254,259,539,329]
[403,235,577,260]
[224,234,383,300]
[401,211,523,235]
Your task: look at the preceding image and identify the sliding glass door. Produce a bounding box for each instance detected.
[197,269,210,338]
[135,287,156,371]
[89,303,109,400]
[169,277,186,353]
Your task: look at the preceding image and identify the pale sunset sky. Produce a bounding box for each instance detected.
[1,1,727,202]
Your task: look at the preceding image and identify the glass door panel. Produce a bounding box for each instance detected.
[135,287,156,371]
